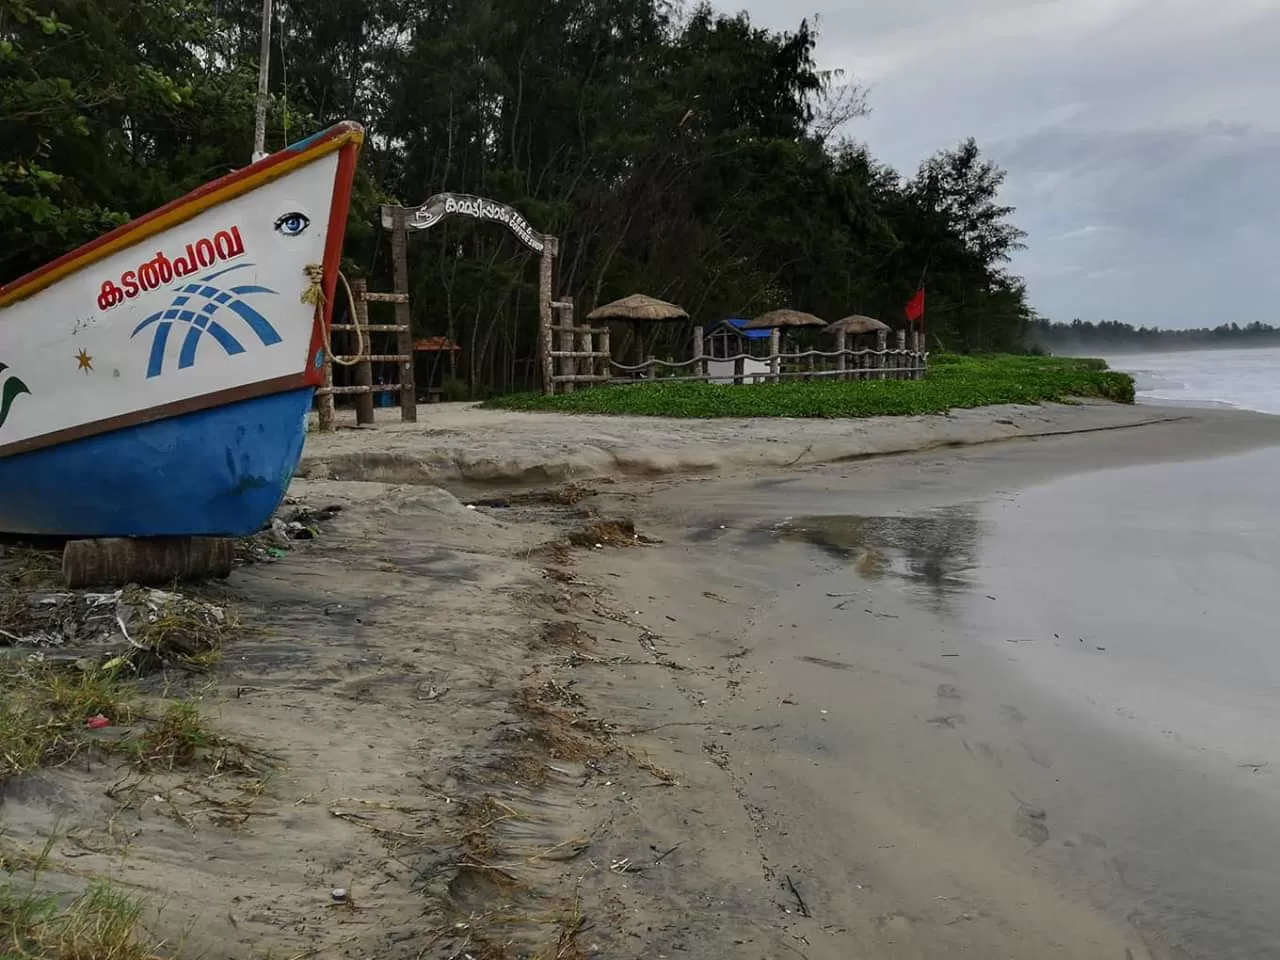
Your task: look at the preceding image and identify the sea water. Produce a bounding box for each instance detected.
[1105,346,1280,415]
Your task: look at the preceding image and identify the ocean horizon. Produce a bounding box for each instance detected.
[1104,345,1280,416]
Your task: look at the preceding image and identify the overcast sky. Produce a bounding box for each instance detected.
[721,0,1279,329]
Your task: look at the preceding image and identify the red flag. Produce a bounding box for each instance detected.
[904,288,925,324]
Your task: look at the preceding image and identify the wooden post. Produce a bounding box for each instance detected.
[318,346,335,432]
[539,235,557,394]
[556,301,575,394]
[630,321,646,376]
[768,328,780,382]
[691,325,705,380]
[568,298,591,383]
[391,209,417,421]
[895,330,906,380]
[559,300,577,393]
[352,279,375,425]
[875,329,888,380]
[599,324,611,382]
[570,302,582,388]
[910,330,922,380]
[836,331,847,380]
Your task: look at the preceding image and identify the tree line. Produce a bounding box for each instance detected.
[3,0,1036,395]
[1030,319,1280,354]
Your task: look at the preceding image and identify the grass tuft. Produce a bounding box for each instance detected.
[0,660,137,782]
[1,664,262,786]
[0,844,169,960]
[120,701,215,773]
[482,353,1135,418]
[117,700,269,779]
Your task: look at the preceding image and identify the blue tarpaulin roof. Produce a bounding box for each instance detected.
[724,318,771,340]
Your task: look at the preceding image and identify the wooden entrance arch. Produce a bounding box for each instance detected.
[379,194,560,396]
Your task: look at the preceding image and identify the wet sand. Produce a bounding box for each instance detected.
[578,407,1280,958]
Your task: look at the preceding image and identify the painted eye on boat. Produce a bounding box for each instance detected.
[274,212,311,237]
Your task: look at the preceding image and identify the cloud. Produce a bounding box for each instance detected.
[718,0,1280,327]
[1005,123,1280,325]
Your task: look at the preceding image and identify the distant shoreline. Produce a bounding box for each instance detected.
[1047,341,1280,357]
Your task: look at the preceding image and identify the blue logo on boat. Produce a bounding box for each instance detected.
[131,263,281,378]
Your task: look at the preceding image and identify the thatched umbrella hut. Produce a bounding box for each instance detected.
[825,314,892,379]
[743,309,827,380]
[587,294,690,376]
[587,294,689,324]
[742,308,827,331]
[826,314,890,337]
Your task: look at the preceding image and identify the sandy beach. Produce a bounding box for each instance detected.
[4,401,1279,959]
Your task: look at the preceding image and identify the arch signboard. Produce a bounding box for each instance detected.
[383,193,545,254]
[379,195,559,392]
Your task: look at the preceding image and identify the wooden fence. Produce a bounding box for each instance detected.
[544,297,613,394]
[315,278,417,429]
[544,324,927,395]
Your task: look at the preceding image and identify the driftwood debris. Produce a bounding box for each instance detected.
[62,537,235,588]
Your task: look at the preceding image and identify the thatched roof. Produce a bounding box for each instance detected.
[586,294,689,323]
[743,308,826,330]
[827,314,891,336]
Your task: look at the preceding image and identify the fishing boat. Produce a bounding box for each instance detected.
[0,121,364,538]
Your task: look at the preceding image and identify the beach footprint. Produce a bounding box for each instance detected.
[961,739,1002,768]
[926,684,966,728]
[1014,802,1049,845]
[998,703,1026,726]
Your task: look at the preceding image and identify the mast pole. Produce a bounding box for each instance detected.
[252,0,272,162]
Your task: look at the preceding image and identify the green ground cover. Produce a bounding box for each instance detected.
[484,354,1136,418]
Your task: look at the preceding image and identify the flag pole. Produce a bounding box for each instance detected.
[252,0,272,163]
[916,262,929,346]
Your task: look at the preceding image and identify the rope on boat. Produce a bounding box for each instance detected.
[303,263,366,367]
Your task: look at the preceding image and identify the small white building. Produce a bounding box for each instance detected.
[704,319,772,384]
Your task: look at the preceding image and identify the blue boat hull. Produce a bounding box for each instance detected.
[0,388,313,538]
